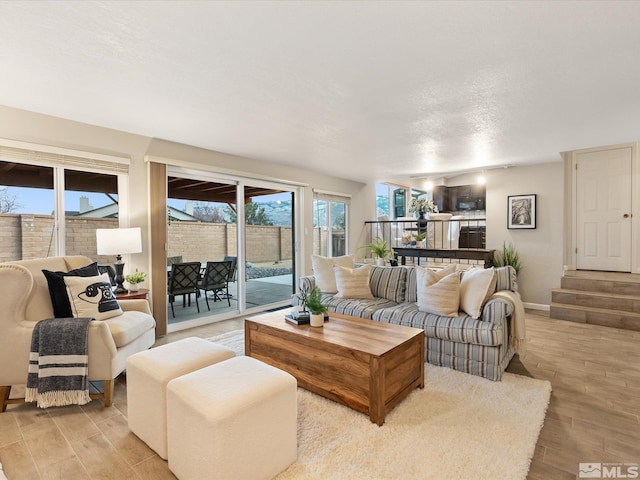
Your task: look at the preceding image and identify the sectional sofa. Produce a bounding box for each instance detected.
[291,264,520,381]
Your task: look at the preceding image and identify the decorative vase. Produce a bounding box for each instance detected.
[416,239,425,248]
[310,313,324,327]
[129,283,140,292]
[416,212,428,228]
[376,258,385,267]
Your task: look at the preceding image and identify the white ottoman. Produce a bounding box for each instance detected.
[126,337,235,459]
[167,356,297,480]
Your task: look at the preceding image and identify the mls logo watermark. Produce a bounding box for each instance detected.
[579,463,639,479]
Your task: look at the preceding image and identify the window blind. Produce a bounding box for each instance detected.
[0,138,129,175]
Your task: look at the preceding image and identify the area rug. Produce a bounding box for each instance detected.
[208,330,551,480]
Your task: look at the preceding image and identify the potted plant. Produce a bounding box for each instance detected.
[124,269,147,292]
[492,242,521,274]
[412,231,427,248]
[360,237,393,266]
[305,286,328,327]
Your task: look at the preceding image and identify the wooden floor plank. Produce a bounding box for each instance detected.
[0,441,41,480]
[70,433,138,480]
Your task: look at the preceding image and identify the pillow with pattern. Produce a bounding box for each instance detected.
[65,273,122,321]
[416,268,460,317]
[43,262,100,318]
[333,264,374,299]
[311,254,355,293]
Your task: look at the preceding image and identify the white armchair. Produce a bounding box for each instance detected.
[0,256,156,412]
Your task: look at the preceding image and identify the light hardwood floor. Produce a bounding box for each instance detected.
[0,311,638,479]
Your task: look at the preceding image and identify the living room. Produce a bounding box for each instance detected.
[1,2,639,480]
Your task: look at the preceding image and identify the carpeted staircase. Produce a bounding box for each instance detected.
[550,270,640,331]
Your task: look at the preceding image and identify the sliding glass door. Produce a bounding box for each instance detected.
[242,185,295,310]
[165,167,299,331]
[166,172,239,326]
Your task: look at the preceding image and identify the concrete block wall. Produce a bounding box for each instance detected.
[166,222,293,264]
[65,217,118,263]
[1,214,293,265]
[0,214,21,262]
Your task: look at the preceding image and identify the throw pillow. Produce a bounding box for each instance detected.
[416,264,456,287]
[311,254,355,293]
[416,271,460,317]
[43,262,100,318]
[333,264,374,299]
[369,265,407,303]
[65,273,123,321]
[460,267,497,319]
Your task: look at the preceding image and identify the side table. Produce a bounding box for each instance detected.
[115,288,150,300]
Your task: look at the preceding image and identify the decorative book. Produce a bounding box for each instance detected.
[285,311,310,325]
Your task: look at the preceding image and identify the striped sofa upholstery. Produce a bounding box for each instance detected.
[292,264,519,381]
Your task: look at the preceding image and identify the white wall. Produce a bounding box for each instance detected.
[484,162,564,306]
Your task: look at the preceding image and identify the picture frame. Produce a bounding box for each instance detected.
[507,194,536,229]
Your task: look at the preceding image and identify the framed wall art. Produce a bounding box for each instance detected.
[507,194,536,229]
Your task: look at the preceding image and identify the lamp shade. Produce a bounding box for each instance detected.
[96,227,142,255]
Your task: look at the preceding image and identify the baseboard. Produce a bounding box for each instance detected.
[524,302,550,311]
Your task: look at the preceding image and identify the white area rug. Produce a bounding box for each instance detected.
[208,330,551,480]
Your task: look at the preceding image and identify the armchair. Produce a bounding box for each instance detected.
[0,256,156,412]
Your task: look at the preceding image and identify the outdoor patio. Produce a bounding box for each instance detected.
[167,273,294,325]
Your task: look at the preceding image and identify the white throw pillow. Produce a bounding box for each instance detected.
[416,271,460,317]
[459,267,497,319]
[334,264,374,299]
[416,264,456,287]
[65,273,123,321]
[311,254,355,293]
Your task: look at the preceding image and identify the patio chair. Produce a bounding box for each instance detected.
[221,256,238,299]
[199,261,232,308]
[167,262,201,318]
[223,256,237,283]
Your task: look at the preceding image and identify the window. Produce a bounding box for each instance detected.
[376,182,409,220]
[313,191,350,257]
[0,139,129,262]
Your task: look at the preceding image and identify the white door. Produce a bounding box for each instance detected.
[576,147,632,271]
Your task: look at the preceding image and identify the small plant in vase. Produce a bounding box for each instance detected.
[124,269,146,292]
[360,237,393,266]
[412,231,427,248]
[305,286,328,327]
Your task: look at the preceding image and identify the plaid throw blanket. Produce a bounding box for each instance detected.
[26,317,92,408]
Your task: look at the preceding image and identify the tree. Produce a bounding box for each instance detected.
[0,187,21,213]
[225,202,273,226]
[192,202,227,223]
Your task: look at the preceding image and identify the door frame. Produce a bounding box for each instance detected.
[563,142,640,274]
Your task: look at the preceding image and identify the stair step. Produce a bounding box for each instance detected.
[550,303,640,332]
[561,272,640,295]
[551,288,640,313]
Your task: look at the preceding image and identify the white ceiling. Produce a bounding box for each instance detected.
[1,1,640,184]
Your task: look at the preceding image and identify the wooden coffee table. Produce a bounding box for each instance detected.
[245,308,425,426]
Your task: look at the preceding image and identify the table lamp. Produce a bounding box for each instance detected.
[96,227,142,293]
